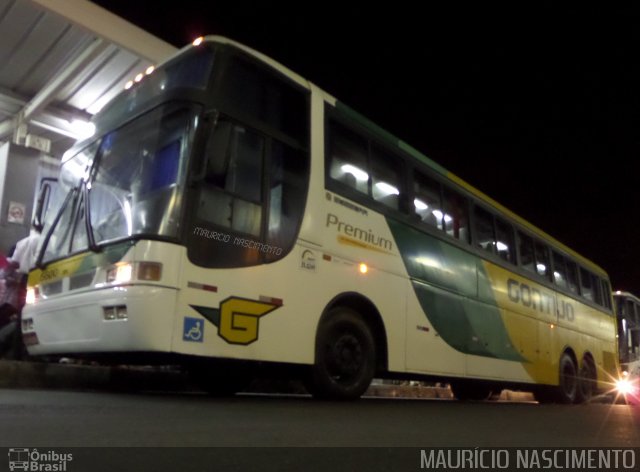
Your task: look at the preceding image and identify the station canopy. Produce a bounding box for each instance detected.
[0,0,177,157]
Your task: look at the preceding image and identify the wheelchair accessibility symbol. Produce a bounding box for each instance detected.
[183,317,204,342]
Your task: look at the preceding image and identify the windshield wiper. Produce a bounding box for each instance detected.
[82,180,101,253]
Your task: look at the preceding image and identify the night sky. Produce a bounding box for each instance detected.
[94,1,640,295]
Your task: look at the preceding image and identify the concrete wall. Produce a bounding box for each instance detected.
[0,142,43,254]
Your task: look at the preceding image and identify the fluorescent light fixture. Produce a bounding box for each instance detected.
[496,241,508,252]
[69,120,96,140]
[414,199,428,211]
[432,210,453,223]
[536,263,547,273]
[375,181,399,196]
[341,164,369,182]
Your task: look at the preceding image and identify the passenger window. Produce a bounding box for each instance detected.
[518,232,535,273]
[328,120,369,194]
[591,274,603,306]
[443,188,469,243]
[370,144,401,210]
[566,260,579,294]
[413,171,443,230]
[580,267,594,301]
[474,206,495,254]
[552,252,568,289]
[534,241,551,279]
[495,217,515,263]
[601,279,612,309]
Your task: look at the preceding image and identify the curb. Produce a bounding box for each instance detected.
[0,360,539,402]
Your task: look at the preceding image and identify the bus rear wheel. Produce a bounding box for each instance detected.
[576,359,596,404]
[306,308,375,401]
[557,353,579,404]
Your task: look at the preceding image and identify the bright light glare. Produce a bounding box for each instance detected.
[341,164,369,182]
[359,263,368,274]
[145,66,155,75]
[124,80,134,90]
[70,120,96,140]
[134,73,144,82]
[193,36,204,46]
[616,378,636,395]
[25,287,36,305]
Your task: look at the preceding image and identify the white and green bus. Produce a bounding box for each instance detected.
[23,36,619,402]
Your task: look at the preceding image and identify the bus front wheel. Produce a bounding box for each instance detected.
[307,308,376,401]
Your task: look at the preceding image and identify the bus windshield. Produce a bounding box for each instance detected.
[40,103,199,263]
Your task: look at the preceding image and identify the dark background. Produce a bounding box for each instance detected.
[93,1,640,295]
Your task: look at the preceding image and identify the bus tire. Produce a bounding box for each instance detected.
[450,380,493,401]
[556,353,578,404]
[576,359,595,404]
[307,308,375,401]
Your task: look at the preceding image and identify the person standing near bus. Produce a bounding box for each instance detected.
[0,227,40,359]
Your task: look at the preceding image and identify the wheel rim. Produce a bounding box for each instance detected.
[325,332,364,383]
[560,359,577,401]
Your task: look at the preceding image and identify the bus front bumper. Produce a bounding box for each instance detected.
[21,284,178,356]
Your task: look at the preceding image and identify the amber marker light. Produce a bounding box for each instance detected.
[359,263,368,274]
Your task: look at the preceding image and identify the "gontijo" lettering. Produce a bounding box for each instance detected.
[507,278,575,322]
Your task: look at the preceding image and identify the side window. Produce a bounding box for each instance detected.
[370,144,401,210]
[222,55,308,143]
[266,141,309,261]
[580,267,594,302]
[495,217,515,263]
[198,122,264,237]
[443,188,469,243]
[413,170,442,229]
[591,274,603,306]
[601,279,612,310]
[534,241,551,279]
[328,120,369,194]
[566,260,579,294]
[518,231,536,273]
[474,206,494,254]
[552,251,568,289]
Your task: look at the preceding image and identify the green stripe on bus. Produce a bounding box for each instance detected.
[386,217,526,362]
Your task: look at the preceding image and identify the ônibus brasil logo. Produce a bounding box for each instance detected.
[8,448,73,471]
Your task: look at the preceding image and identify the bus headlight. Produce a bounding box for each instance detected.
[106,263,133,284]
[25,287,37,305]
[106,262,162,284]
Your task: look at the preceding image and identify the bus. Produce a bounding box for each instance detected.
[22,36,619,402]
[613,291,640,401]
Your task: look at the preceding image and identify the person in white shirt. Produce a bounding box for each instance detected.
[10,229,41,276]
